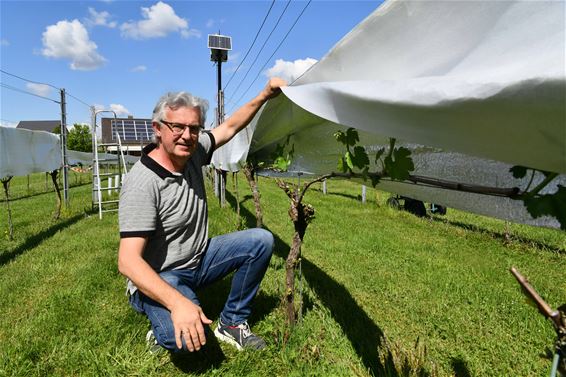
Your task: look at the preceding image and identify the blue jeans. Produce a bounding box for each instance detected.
[129,228,274,352]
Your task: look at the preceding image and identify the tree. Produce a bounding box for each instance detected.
[67,123,92,152]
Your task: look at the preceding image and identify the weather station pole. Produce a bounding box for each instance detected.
[208,33,232,208]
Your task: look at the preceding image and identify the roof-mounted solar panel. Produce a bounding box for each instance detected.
[208,34,232,50]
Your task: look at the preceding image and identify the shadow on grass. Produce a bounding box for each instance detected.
[0,213,84,266]
[170,331,226,373]
[450,357,472,377]
[224,188,428,376]
[432,217,565,254]
[309,187,363,202]
[8,181,92,202]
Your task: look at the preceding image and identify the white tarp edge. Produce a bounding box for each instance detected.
[0,126,61,178]
[211,0,565,228]
[0,126,139,178]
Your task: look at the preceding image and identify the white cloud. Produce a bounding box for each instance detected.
[131,65,147,72]
[0,39,9,46]
[120,2,198,40]
[181,29,201,39]
[93,103,105,112]
[265,58,318,83]
[26,83,52,97]
[228,51,240,62]
[41,19,107,71]
[86,7,117,28]
[205,18,225,29]
[0,120,17,128]
[110,104,130,116]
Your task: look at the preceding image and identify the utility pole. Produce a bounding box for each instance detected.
[60,88,69,207]
[208,33,232,207]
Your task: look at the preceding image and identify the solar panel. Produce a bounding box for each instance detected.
[111,119,154,142]
[208,34,232,50]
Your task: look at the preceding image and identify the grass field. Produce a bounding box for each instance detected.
[1,172,564,376]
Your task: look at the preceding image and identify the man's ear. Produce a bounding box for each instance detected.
[152,122,161,137]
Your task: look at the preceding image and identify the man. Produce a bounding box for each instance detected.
[118,77,287,353]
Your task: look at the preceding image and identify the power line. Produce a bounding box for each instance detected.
[1,83,60,104]
[225,0,292,107]
[1,69,92,108]
[65,91,92,108]
[223,0,276,91]
[0,69,59,90]
[228,0,312,114]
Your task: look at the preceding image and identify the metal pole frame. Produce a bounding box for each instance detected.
[60,88,69,207]
[92,109,118,219]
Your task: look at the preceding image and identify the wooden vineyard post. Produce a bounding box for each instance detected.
[243,164,263,228]
[2,176,14,241]
[50,170,62,220]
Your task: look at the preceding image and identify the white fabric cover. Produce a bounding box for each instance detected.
[0,126,139,178]
[211,122,255,171]
[0,126,61,178]
[213,0,565,228]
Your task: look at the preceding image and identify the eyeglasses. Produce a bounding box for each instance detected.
[160,119,202,135]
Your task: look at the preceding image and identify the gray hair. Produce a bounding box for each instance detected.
[152,91,209,123]
[151,91,209,143]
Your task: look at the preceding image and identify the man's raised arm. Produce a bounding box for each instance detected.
[211,77,287,149]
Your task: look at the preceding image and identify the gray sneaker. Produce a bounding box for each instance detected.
[146,330,162,354]
[214,320,266,351]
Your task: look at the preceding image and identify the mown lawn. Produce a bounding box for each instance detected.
[1,172,564,376]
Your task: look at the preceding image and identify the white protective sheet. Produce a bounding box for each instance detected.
[212,0,565,228]
[0,126,139,178]
[0,126,62,178]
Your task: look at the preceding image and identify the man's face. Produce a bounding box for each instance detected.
[153,106,202,163]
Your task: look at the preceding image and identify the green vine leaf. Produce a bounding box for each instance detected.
[334,130,347,145]
[510,166,528,179]
[352,146,370,169]
[345,128,359,146]
[334,128,359,146]
[384,147,414,181]
[523,185,566,230]
[344,151,354,170]
[337,156,347,173]
[273,156,290,171]
[375,148,385,164]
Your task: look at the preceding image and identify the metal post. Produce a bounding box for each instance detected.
[217,60,226,207]
[209,34,230,207]
[91,107,97,205]
[60,88,69,206]
[362,185,367,203]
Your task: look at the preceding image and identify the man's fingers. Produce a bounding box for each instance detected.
[200,311,213,324]
[183,330,196,352]
[196,322,207,346]
[174,327,183,349]
[188,326,202,351]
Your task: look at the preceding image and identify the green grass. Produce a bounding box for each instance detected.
[1,173,564,376]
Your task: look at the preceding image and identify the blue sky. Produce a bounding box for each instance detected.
[0,0,381,130]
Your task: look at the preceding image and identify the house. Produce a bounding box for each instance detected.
[16,120,61,133]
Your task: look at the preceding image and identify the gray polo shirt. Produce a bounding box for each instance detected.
[119,132,215,294]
